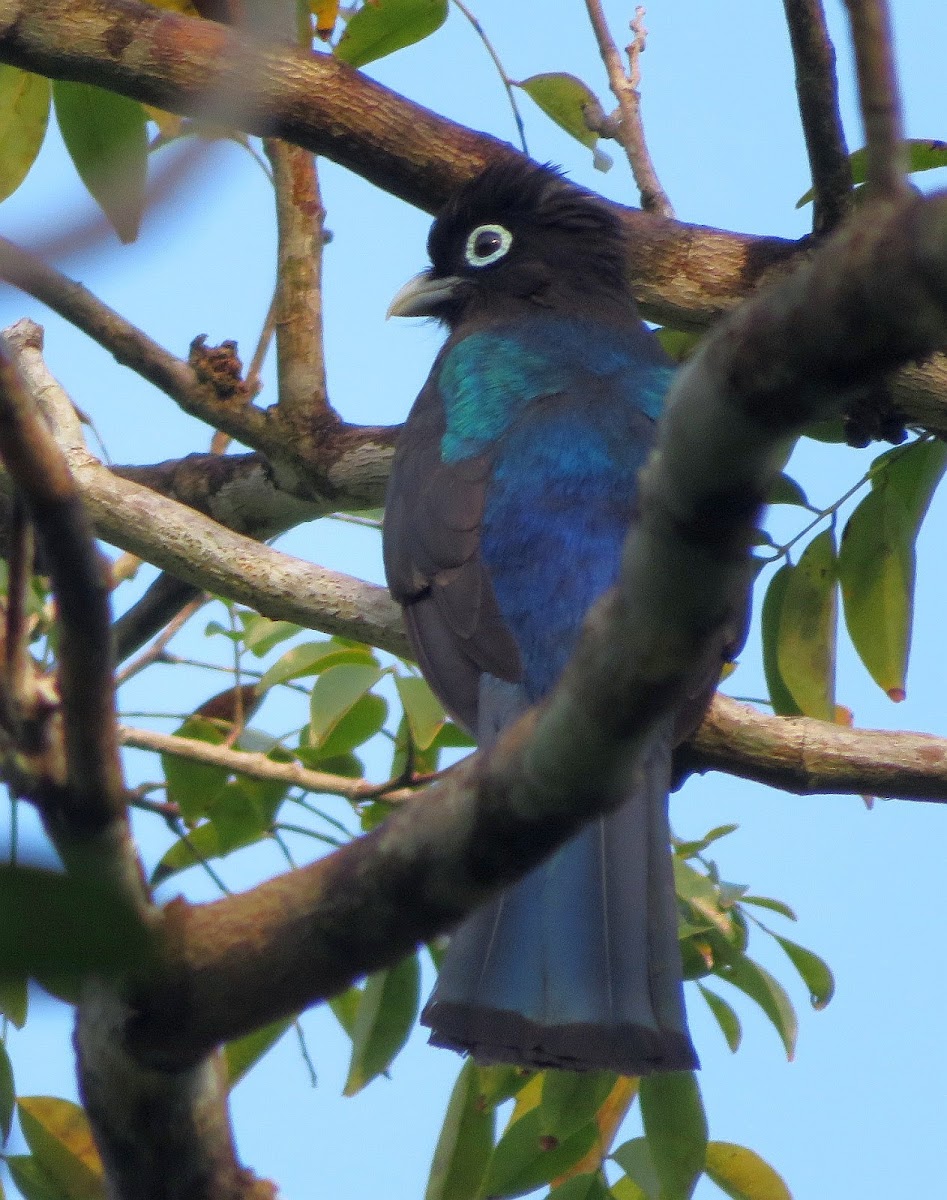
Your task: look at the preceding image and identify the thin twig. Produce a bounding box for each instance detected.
[782,0,854,233]
[451,0,529,155]
[843,0,908,198]
[118,724,418,803]
[4,498,35,715]
[584,2,673,216]
[115,595,208,686]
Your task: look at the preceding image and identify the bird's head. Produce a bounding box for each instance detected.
[388,159,632,327]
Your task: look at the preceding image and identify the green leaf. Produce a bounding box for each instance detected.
[760,565,802,716]
[258,639,376,690]
[639,1072,707,1200]
[838,486,913,700]
[539,1070,616,1141]
[395,675,447,752]
[673,859,737,938]
[611,1178,652,1200]
[315,692,388,759]
[425,1061,495,1200]
[334,0,448,68]
[225,1018,293,1090]
[771,934,834,1009]
[797,138,947,206]
[482,1108,600,1199]
[674,823,738,858]
[654,328,702,363]
[18,1097,105,1199]
[206,781,271,854]
[740,895,797,921]
[697,983,742,1053]
[328,986,361,1039]
[7,1156,62,1200]
[0,1037,14,1140]
[550,1174,612,1200]
[0,68,50,201]
[238,613,301,656]
[161,717,230,822]
[517,72,599,150]
[611,1138,661,1200]
[343,952,420,1095]
[767,472,810,509]
[776,529,837,720]
[873,437,947,528]
[0,974,28,1027]
[475,1064,534,1108]
[715,953,798,1060]
[151,818,266,884]
[704,1142,792,1200]
[52,81,147,243]
[309,663,384,747]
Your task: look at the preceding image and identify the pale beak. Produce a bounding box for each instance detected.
[386,271,465,318]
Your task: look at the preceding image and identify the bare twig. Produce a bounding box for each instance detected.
[450,0,529,155]
[115,596,208,685]
[584,2,673,217]
[119,725,417,804]
[782,0,854,232]
[843,0,908,197]
[263,140,333,431]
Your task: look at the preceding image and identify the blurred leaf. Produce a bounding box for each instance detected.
[838,486,912,700]
[611,1178,651,1200]
[797,138,947,206]
[52,81,147,242]
[259,638,376,690]
[540,1071,616,1142]
[328,986,361,1039]
[313,0,341,40]
[343,952,420,1095]
[334,0,447,68]
[0,974,28,1027]
[18,1097,105,1199]
[152,818,265,884]
[238,614,301,656]
[704,1142,792,1200]
[161,717,230,821]
[760,565,803,716]
[560,1076,639,1183]
[309,664,384,748]
[425,1060,494,1200]
[716,953,797,1059]
[517,73,599,150]
[395,675,447,752]
[7,1156,62,1200]
[225,1018,293,1090]
[697,983,742,1053]
[550,1174,611,1200]
[206,782,271,854]
[767,473,810,509]
[639,1072,707,1200]
[654,328,701,363]
[0,1037,14,1140]
[674,824,738,858]
[740,895,797,921]
[771,934,834,1009]
[0,866,151,979]
[776,529,837,720]
[673,859,736,938]
[0,68,50,201]
[611,1137,660,1200]
[476,1065,534,1108]
[316,692,388,759]
[873,437,947,528]
[483,1107,599,1199]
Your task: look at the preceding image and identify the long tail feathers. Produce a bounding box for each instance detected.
[421,727,696,1074]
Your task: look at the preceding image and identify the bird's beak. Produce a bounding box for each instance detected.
[387,271,465,318]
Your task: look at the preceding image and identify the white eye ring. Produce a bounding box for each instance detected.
[464,223,513,268]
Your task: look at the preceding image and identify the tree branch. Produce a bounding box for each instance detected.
[782,0,853,233]
[844,0,907,198]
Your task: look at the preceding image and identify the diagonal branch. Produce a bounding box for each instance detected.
[782,0,853,233]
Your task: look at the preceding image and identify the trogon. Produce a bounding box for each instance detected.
[384,158,725,1075]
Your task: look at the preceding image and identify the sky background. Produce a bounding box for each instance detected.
[1,2,946,1198]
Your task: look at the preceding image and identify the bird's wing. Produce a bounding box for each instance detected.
[383,375,522,732]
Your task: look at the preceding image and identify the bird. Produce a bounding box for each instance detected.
[383,157,721,1076]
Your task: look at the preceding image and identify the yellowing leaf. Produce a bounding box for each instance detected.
[704,1141,792,1200]
[17,1097,105,1199]
[313,0,341,40]
[0,68,50,202]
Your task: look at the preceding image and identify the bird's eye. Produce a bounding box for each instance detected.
[464,224,513,268]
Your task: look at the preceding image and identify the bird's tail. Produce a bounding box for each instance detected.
[421,726,696,1075]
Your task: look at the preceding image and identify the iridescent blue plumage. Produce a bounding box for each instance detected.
[384,160,715,1073]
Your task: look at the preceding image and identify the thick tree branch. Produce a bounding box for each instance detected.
[127,189,947,1066]
[782,0,853,233]
[686,695,947,801]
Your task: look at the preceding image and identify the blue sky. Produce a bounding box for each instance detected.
[1,2,946,1198]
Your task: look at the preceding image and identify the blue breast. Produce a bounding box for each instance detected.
[437,317,672,701]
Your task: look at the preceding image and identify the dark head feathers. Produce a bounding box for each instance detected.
[427,159,630,304]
